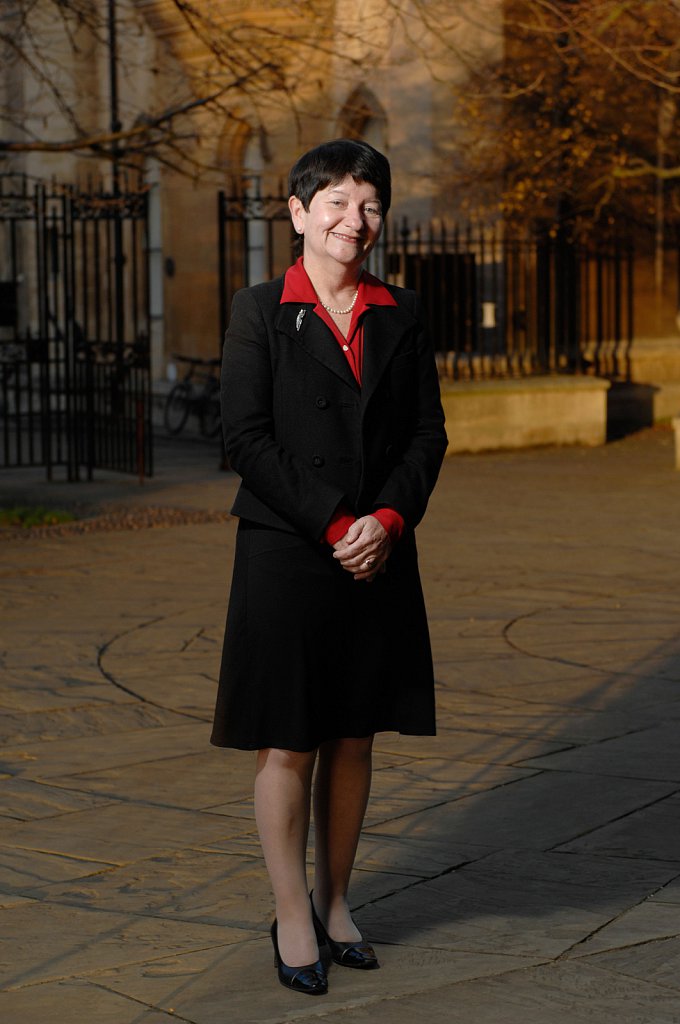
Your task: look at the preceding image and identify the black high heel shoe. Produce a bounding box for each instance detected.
[270,920,328,995]
[310,894,380,970]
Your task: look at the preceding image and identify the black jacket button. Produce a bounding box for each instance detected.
[316,396,329,409]
[312,455,325,467]
[385,444,394,457]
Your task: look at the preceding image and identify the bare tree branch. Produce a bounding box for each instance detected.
[0,64,275,154]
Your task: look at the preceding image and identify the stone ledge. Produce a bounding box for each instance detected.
[441,376,610,454]
[582,337,680,386]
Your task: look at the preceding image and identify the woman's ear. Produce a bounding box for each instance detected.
[288,195,305,234]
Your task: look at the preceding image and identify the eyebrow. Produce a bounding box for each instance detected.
[327,187,381,205]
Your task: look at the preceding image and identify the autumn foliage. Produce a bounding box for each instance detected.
[457,0,680,239]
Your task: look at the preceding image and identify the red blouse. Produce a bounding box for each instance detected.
[280,258,405,547]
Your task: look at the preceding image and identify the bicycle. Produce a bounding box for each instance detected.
[163,354,222,438]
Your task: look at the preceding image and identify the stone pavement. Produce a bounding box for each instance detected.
[1,428,680,1024]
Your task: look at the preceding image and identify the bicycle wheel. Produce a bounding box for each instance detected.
[200,381,222,439]
[164,382,191,435]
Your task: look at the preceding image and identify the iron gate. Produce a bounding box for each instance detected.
[0,174,153,480]
[217,184,294,348]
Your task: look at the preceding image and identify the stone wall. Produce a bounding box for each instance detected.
[441,377,610,453]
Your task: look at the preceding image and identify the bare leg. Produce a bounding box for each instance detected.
[312,735,374,940]
[255,746,319,966]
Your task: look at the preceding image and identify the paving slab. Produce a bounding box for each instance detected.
[522,720,680,782]
[0,899,245,990]
[29,849,284,927]
[3,430,680,1021]
[650,875,680,903]
[557,792,680,862]
[363,758,538,827]
[0,845,115,892]
[360,850,678,959]
[262,959,680,1024]
[364,770,676,848]
[1,722,211,780]
[0,676,135,711]
[0,776,113,820]
[0,802,255,865]
[0,894,36,910]
[433,649,609,686]
[48,749,254,811]
[567,898,680,957]
[469,666,680,711]
[354,830,497,877]
[584,934,680,992]
[373,728,568,765]
[0,702,184,746]
[29,849,419,929]
[0,979,184,1024]
[98,607,226,716]
[99,671,217,718]
[435,695,679,745]
[91,939,549,1024]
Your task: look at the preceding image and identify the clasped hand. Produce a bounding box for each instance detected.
[332,515,391,582]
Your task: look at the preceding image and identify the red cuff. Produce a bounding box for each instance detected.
[370,508,405,545]
[324,506,356,545]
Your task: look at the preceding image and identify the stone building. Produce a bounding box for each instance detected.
[1,0,678,434]
[1,0,504,372]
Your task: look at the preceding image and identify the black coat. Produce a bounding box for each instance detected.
[211,273,448,750]
[221,275,448,540]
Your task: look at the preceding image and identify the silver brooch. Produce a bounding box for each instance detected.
[296,308,306,332]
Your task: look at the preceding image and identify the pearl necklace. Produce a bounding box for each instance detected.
[320,289,358,316]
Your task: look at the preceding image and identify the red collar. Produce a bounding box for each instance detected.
[280,257,397,308]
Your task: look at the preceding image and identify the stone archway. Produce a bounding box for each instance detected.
[337,85,388,152]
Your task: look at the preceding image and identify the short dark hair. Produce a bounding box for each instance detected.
[288,138,391,216]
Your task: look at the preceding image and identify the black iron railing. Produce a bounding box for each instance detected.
[0,174,152,479]
[382,220,634,380]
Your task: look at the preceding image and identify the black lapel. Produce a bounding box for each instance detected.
[275,304,359,391]
[360,303,418,406]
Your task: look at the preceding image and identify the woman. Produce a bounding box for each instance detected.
[211,139,447,996]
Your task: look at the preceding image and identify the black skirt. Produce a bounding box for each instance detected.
[210,519,436,751]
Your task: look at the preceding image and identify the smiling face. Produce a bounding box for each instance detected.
[289,176,384,273]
